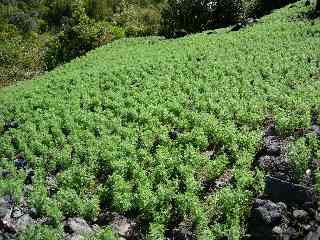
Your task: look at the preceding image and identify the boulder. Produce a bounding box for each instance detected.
[15,214,33,232]
[293,210,309,220]
[66,218,93,236]
[265,176,314,204]
[0,196,13,218]
[4,121,18,132]
[110,214,136,238]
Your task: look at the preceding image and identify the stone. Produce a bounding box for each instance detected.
[66,218,93,235]
[0,196,12,218]
[264,136,281,155]
[169,130,178,140]
[1,170,11,178]
[4,121,18,132]
[70,234,83,240]
[12,209,23,218]
[231,22,243,31]
[293,210,309,220]
[110,214,136,238]
[15,214,34,232]
[24,169,34,185]
[251,200,283,226]
[312,125,320,136]
[272,226,283,235]
[265,176,314,204]
[215,170,233,188]
[303,224,312,231]
[305,227,320,240]
[14,158,27,169]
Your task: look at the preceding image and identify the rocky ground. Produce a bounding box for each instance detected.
[248,116,320,240]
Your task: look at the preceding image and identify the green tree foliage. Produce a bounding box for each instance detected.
[160,0,299,37]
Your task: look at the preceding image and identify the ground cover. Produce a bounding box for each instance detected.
[1,2,320,239]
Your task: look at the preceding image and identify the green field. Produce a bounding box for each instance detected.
[1,2,320,239]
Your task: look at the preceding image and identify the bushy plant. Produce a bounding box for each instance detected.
[288,138,311,181]
[160,0,300,37]
[160,0,216,38]
[113,3,162,36]
[19,224,63,240]
[44,18,124,70]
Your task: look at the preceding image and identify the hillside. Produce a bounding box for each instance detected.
[1,2,320,239]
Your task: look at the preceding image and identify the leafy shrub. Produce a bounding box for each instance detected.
[288,138,311,181]
[160,0,216,38]
[0,26,47,85]
[147,223,165,240]
[44,19,124,70]
[206,187,252,239]
[54,188,100,220]
[113,3,162,36]
[19,224,63,240]
[87,227,119,240]
[0,160,25,201]
[160,0,299,37]
[8,11,38,33]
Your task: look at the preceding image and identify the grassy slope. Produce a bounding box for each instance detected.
[1,2,320,239]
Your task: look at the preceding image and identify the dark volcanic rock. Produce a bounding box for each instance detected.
[4,121,18,132]
[265,176,314,204]
[174,29,188,38]
[251,199,285,225]
[249,199,287,239]
[264,136,282,155]
[169,130,178,140]
[14,155,27,169]
[257,156,293,181]
[24,169,34,185]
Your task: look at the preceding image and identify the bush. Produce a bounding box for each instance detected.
[44,20,124,70]
[113,3,162,36]
[8,11,38,33]
[0,22,48,86]
[160,0,299,38]
[19,224,63,240]
[288,138,311,181]
[160,0,216,38]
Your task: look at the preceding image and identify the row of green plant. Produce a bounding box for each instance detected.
[1,2,320,239]
[2,0,318,85]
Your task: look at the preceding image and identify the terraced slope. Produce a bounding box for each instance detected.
[1,2,320,239]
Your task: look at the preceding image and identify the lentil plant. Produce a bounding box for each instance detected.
[1,2,320,239]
